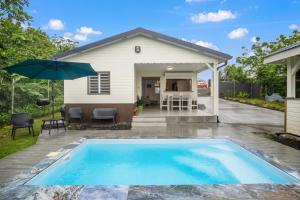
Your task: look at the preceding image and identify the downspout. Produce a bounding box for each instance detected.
[216,61,228,123]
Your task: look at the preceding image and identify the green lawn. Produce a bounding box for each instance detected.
[0,113,59,159]
[224,97,285,112]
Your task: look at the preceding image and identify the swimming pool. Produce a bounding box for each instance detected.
[26,139,299,185]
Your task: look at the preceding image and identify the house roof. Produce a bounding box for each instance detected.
[264,41,300,64]
[53,27,232,61]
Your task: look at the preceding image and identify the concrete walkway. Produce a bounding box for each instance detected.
[219,99,284,132]
[0,99,297,185]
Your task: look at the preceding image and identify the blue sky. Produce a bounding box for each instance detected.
[25,0,300,80]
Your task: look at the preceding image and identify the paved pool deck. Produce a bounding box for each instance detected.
[0,100,299,199]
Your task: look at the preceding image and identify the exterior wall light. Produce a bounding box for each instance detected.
[135,46,141,53]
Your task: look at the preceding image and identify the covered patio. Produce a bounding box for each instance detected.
[134,62,219,119]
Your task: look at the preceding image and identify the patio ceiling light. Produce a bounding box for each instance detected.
[166,66,174,71]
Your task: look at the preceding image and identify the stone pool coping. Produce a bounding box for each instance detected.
[0,136,299,200]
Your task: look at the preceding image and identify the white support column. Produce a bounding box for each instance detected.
[287,58,295,98]
[212,63,219,116]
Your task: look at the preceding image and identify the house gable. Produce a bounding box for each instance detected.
[54,27,232,62]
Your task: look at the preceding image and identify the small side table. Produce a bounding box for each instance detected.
[41,118,66,135]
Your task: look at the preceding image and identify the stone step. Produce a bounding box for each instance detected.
[131,122,167,127]
[132,117,166,122]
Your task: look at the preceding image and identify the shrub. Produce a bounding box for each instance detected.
[0,113,10,125]
[225,91,234,98]
[236,92,249,98]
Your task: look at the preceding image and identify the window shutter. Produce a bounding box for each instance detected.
[88,72,110,95]
[100,72,110,94]
[88,75,99,94]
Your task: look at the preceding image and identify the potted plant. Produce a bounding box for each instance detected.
[136,96,144,112]
[133,107,138,116]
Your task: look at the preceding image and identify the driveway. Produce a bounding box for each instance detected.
[219,99,284,132]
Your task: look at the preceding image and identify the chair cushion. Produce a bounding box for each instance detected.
[91,108,117,119]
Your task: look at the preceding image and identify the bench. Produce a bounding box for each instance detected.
[91,108,117,123]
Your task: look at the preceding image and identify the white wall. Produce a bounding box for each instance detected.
[61,36,218,104]
[286,99,300,136]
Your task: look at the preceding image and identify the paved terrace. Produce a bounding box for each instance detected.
[0,100,299,199]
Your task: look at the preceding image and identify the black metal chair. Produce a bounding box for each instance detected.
[11,113,34,140]
[59,106,67,130]
[68,107,83,124]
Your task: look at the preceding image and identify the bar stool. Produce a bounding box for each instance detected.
[181,95,191,110]
[171,95,181,111]
[191,99,198,110]
[160,95,169,111]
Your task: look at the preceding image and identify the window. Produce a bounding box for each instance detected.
[166,79,192,91]
[88,72,110,95]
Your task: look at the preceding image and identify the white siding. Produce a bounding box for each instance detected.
[286,99,300,136]
[61,36,218,104]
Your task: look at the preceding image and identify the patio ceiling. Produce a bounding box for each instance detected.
[135,63,209,73]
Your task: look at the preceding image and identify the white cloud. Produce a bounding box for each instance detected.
[77,26,102,35]
[44,19,64,30]
[186,0,212,3]
[251,36,258,43]
[288,24,298,30]
[182,38,219,50]
[63,32,73,40]
[73,34,88,42]
[190,10,236,23]
[228,28,248,39]
[195,40,219,50]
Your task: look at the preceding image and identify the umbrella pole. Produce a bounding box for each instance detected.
[52,80,54,119]
[11,78,15,114]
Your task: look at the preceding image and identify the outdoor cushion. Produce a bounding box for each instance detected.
[91,108,117,120]
[68,107,82,119]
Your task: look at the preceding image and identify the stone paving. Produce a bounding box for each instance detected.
[0,100,299,199]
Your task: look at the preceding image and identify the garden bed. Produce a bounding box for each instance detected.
[223,97,285,112]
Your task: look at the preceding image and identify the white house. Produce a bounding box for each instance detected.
[54,28,232,123]
[264,42,300,136]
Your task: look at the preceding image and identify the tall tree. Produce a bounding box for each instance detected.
[236,30,300,96]
[0,0,31,23]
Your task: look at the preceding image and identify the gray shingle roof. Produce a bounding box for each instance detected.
[53,27,232,61]
[264,41,300,58]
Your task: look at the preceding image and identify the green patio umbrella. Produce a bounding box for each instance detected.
[4,59,97,118]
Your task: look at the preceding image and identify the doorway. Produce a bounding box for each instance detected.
[142,77,160,107]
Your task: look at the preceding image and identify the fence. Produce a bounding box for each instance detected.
[219,81,261,98]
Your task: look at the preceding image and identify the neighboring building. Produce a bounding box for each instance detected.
[264,41,300,136]
[197,80,208,88]
[54,28,232,123]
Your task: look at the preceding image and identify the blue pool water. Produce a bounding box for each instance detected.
[26,139,299,185]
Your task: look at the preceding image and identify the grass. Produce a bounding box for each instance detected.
[0,112,59,159]
[224,97,285,112]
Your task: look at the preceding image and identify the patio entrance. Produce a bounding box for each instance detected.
[141,77,160,107]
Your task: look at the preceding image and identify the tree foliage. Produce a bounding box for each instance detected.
[0,0,31,23]
[0,0,77,124]
[223,30,300,97]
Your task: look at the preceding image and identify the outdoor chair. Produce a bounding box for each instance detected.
[11,113,34,140]
[59,106,67,130]
[171,95,181,111]
[91,108,117,124]
[181,95,191,110]
[68,107,83,124]
[191,99,198,110]
[160,95,169,111]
